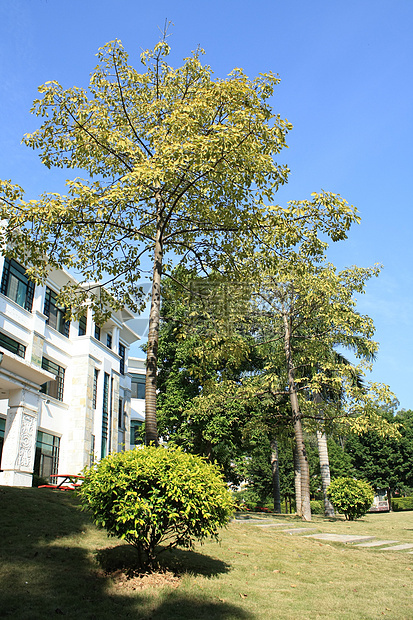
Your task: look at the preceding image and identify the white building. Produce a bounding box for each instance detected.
[0,255,146,487]
[129,357,146,448]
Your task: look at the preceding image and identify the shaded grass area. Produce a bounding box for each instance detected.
[1,487,412,619]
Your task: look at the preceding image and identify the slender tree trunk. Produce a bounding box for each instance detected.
[270,437,282,513]
[313,394,334,517]
[387,488,392,512]
[293,443,302,516]
[316,429,335,517]
[145,196,163,446]
[282,308,311,521]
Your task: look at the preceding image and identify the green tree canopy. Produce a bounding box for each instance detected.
[0,35,359,443]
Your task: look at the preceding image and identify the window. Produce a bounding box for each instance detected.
[92,368,99,410]
[44,287,70,337]
[130,419,143,446]
[101,372,110,458]
[90,434,95,466]
[118,398,124,429]
[94,324,101,341]
[0,258,35,312]
[40,357,65,402]
[119,343,126,375]
[106,333,112,349]
[0,331,26,358]
[131,376,145,400]
[0,417,5,465]
[33,431,60,482]
[78,315,87,336]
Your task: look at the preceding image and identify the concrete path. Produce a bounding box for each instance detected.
[281,527,317,534]
[378,543,413,551]
[254,523,290,528]
[355,540,399,547]
[305,533,375,544]
[232,517,413,552]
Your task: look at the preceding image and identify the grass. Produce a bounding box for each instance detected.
[1,486,413,619]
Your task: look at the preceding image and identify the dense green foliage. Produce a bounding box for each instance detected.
[309,500,325,515]
[344,407,413,495]
[391,497,413,511]
[77,446,233,567]
[327,477,374,520]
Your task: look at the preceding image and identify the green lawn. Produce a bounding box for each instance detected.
[1,486,412,619]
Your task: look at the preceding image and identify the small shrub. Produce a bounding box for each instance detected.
[77,445,233,568]
[32,474,48,487]
[310,500,324,515]
[327,477,374,521]
[392,496,413,512]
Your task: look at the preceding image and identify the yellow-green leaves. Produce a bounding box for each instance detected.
[78,445,233,568]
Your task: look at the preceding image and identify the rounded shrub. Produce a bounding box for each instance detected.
[327,477,374,521]
[77,445,234,567]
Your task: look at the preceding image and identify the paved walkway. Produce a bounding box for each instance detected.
[231,516,413,553]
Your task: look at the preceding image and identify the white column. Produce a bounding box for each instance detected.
[0,388,40,487]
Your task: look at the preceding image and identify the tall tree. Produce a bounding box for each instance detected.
[250,257,397,520]
[344,402,412,504]
[0,34,358,444]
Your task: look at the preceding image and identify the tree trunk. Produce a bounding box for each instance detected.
[270,437,282,513]
[145,196,163,446]
[313,394,334,517]
[293,444,302,516]
[387,487,392,512]
[282,308,311,521]
[316,429,335,517]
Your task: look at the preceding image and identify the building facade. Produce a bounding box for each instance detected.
[0,255,142,487]
[129,357,146,448]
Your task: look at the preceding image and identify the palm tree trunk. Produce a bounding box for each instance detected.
[270,437,281,513]
[316,428,335,516]
[293,443,302,516]
[282,308,311,521]
[313,394,334,516]
[145,197,163,446]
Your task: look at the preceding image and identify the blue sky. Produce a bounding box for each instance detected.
[1,1,412,408]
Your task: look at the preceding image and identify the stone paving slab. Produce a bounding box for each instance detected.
[355,540,399,547]
[232,518,278,524]
[254,523,290,528]
[281,527,317,534]
[305,533,375,544]
[378,543,413,551]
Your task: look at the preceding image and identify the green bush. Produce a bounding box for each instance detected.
[32,474,48,487]
[310,500,324,515]
[392,496,413,512]
[327,477,374,521]
[77,445,233,568]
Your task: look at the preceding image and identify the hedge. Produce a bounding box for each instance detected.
[391,496,413,512]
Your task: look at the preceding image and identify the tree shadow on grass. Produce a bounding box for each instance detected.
[96,543,231,578]
[0,487,252,620]
[143,594,255,620]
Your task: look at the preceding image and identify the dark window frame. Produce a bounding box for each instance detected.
[40,357,65,402]
[92,368,99,410]
[78,315,87,336]
[44,287,70,337]
[0,331,26,358]
[101,372,110,458]
[131,375,145,400]
[0,257,35,312]
[119,343,126,375]
[130,420,143,446]
[118,398,124,429]
[33,430,60,482]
